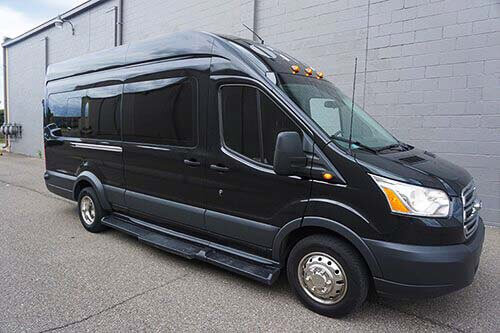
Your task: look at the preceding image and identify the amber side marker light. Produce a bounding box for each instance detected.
[291,65,300,74]
[382,187,410,213]
[316,71,324,79]
[322,172,334,181]
[305,67,313,76]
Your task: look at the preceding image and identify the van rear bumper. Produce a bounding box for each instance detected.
[364,218,485,299]
[44,171,76,201]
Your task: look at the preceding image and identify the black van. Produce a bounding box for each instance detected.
[43,31,484,317]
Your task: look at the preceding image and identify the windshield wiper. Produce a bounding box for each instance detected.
[330,135,378,154]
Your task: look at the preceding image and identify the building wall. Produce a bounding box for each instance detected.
[6,0,119,156]
[6,34,45,157]
[122,0,256,42]
[4,0,500,225]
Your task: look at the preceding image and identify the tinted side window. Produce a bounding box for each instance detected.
[221,86,261,162]
[260,94,301,164]
[123,78,196,146]
[81,86,122,140]
[46,86,122,139]
[46,93,83,138]
[221,85,301,166]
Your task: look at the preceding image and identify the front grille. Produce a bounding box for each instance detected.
[461,181,479,239]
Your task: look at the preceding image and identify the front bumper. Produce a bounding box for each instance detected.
[364,218,485,299]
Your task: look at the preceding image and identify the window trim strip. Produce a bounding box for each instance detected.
[70,142,123,153]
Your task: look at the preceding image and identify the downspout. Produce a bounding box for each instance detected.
[108,0,123,47]
[2,39,10,151]
[42,37,48,71]
[117,0,123,46]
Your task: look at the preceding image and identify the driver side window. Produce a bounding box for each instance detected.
[220,85,301,166]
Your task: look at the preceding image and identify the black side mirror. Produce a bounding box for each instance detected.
[273,131,307,176]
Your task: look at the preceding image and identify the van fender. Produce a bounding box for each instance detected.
[73,171,111,211]
[272,216,382,277]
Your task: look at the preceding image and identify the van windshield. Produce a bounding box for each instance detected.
[278,73,400,152]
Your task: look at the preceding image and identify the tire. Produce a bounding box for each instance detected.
[77,187,107,233]
[287,234,370,318]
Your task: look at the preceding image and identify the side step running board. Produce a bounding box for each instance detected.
[101,214,280,285]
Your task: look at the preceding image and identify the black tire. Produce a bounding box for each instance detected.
[287,234,370,318]
[77,187,107,233]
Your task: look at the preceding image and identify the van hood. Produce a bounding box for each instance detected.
[354,148,472,196]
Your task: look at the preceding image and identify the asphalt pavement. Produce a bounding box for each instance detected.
[0,153,498,332]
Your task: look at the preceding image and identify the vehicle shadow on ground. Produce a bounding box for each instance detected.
[59,203,491,330]
[89,225,486,327]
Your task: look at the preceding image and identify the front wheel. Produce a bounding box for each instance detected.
[287,234,370,318]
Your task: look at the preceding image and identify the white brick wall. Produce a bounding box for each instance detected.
[122,0,254,42]
[365,0,500,227]
[4,0,500,225]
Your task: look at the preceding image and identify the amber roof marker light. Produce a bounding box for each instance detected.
[305,67,313,76]
[291,65,300,74]
[316,71,324,79]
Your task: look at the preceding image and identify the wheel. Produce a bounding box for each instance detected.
[287,234,370,318]
[77,187,107,233]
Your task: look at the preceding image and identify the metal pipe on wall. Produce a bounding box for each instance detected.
[108,0,123,47]
[42,37,48,71]
[2,39,10,151]
[117,0,123,45]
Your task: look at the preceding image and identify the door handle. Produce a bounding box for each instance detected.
[184,159,201,167]
[210,164,230,172]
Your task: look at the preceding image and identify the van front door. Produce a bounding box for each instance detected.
[204,79,311,250]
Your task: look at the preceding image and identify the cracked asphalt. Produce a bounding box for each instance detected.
[0,153,499,332]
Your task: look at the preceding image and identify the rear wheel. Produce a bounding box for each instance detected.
[77,187,107,233]
[287,234,370,318]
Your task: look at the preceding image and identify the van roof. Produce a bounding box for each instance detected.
[46,31,312,82]
[46,31,215,82]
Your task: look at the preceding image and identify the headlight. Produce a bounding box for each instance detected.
[370,174,450,217]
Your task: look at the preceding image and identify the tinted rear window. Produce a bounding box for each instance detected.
[45,85,122,140]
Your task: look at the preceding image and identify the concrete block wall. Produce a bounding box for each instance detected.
[365,0,500,227]
[122,0,256,42]
[6,35,46,157]
[4,0,500,225]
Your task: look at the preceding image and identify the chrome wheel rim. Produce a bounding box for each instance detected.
[80,195,96,226]
[297,252,348,304]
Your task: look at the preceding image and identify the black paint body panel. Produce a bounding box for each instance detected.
[369,219,484,299]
